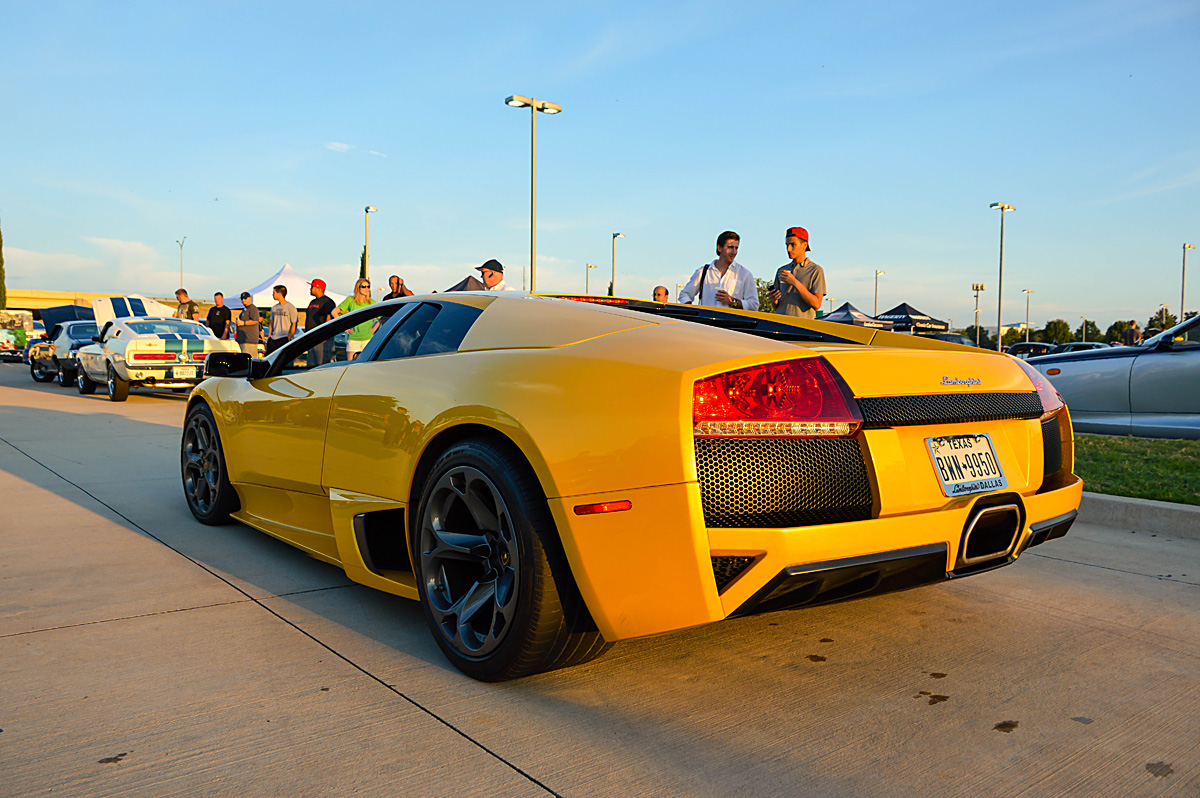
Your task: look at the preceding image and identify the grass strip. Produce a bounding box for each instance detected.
[1073,433,1200,506]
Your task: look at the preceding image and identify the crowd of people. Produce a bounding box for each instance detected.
[666,226,826,318]
[171,228,823,358]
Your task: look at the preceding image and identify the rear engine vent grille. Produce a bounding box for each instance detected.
[712,556,756,592]
[695,438,873,528]
[858,392,1042,429]
[1041,416,1063,476]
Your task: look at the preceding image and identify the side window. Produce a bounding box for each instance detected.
[99,323,114,342]
[277,303,409,375]
[373,302,482,363]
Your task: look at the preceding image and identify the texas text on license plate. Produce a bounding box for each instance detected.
[172,366,197,379]
[925,433,1007,497]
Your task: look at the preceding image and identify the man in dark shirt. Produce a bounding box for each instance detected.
[382,274,414,300]
[206,292,232,339]
[234,292,262,355]
[306,279,337,365]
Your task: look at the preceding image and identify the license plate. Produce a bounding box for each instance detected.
[172,366,197,379]
[926,433,1007,497]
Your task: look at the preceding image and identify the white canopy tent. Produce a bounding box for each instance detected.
[245,264,347,307]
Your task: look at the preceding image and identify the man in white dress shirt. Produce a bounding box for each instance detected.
[476,259,520,292]
[678,231,759,311]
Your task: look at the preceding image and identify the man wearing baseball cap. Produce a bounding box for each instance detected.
[770,226,826,318]
[475,259,519,291]
[306,278,337,365]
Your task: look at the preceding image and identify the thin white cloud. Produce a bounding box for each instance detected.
[366,150,387,158]
[326,142,352,152]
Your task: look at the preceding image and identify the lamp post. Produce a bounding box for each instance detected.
[1160,303,1169,329]
[1184,244,1196,323]
[610,233,624,296]
[1022,289,1034,342]
[364,206,377,280]
[826,297,837,315]
[972,283,986,346]
[505,95,562,293]
[874,270,885,316]
[1080,316,1088,342]
[676,283,684,302]
[585,263,598,294]
[175,236,186,289]
[989,202,1015,351]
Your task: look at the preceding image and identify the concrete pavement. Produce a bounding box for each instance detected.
[2,363,1198,797]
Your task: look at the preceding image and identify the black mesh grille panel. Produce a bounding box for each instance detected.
[695,438,873,528]
[1041,416,1062,477]
[858,392,1042,428]
[712,556,756,592]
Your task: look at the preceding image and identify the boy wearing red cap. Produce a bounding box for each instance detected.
[770,226,826,318]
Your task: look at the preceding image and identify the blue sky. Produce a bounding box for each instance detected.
[2,0,1198,331]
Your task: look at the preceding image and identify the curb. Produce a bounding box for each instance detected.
[1077,491,1200,541]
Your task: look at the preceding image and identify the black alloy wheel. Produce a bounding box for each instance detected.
[181,403,238,524]
[77,368,97,395]
[414,438,609,681]
[107,364,129,402]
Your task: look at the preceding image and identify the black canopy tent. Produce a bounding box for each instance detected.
[876,302,949,333]
[444,275,486,292]
[822,301,895,330]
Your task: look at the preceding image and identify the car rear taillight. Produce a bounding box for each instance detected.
[693,356,862,438]
[192,353,207,361]
[130,352,176,362]
[1013,358,1065,419]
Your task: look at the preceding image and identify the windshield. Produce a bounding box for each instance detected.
[68,324,98,340]
[1142,315,1200,348]
[126,320,215,337]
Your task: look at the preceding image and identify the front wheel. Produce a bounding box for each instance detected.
[30,361,54,383]
[181,403,239,524]
[107,364,129,402]
[413,438,609,681]
[77,368,98,395]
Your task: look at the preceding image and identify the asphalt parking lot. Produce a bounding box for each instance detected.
[2,363,1198,797]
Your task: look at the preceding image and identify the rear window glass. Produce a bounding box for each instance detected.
[126,320,214,337]
[68,324,98,340]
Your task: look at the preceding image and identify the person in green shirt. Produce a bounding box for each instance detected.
[333,278,376,359]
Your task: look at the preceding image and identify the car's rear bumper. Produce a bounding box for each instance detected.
[550,474,1082,642]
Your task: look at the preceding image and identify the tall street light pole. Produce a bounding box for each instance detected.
[675,283,684,302]
[1081,316,1088,342]
[1184,244,1195,323]
[874,270,885,316]
[989,202,1016,352]
[610,232,624,296]
[826,297,838,315]
[972,283,986,347]
[176,236,186,290]
[505,95,562,293]
[364,206,377,280]
[585,263,597,294]
[1160,303,1169,329]
[1022,289,1034,342]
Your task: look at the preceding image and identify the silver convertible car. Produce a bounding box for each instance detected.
[1031,315,1200,438]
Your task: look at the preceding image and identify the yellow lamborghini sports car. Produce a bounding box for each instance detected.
[181,293,1081,681]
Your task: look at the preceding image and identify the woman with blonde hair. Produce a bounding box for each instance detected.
[332,278,376,359]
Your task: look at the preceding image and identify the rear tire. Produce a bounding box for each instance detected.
[107,364,129,402]
[413,438,609,681]
[77,368,98,395]
[181,403,239,524]
[56,361,75,387]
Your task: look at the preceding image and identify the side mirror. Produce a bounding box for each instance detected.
[205,351,253,378]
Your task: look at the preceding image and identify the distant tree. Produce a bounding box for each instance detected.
[1186,311,1198,321]
[359,246,367,281]
[1104,320,1133,343]
[0,215,6,310]
[1148,309,1178,330]
[1075,319,1100,342]
[1001,327,1024,348]
[1041,319,1074,345]
[755,278,773,314]
[964,325,994,349]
